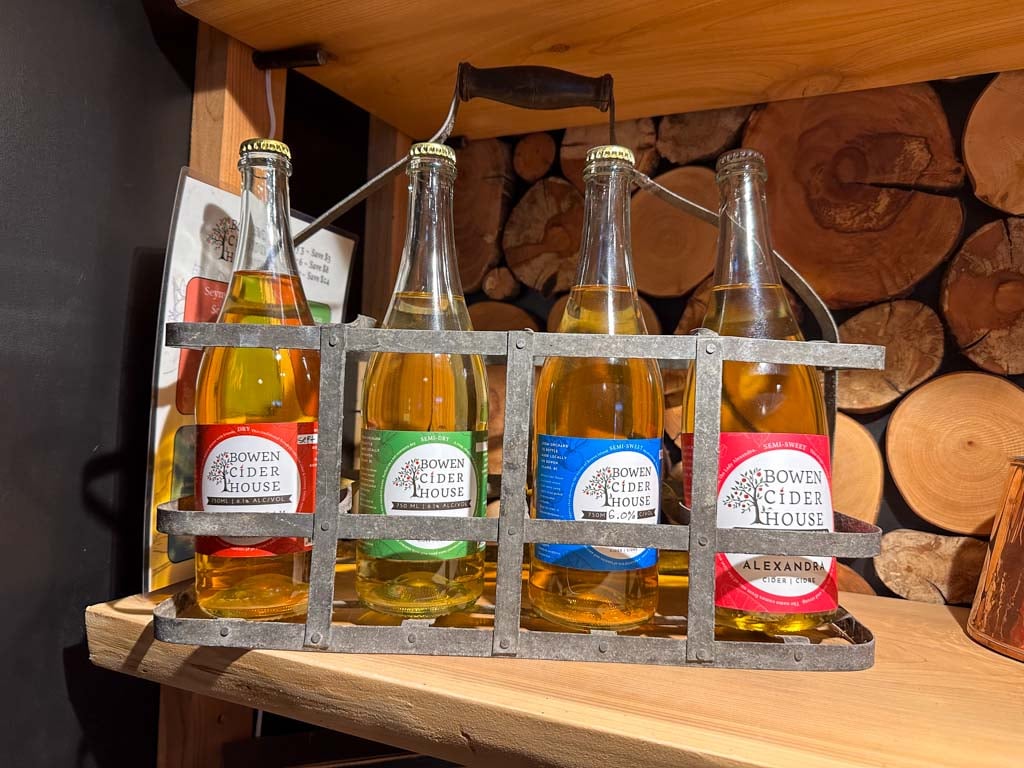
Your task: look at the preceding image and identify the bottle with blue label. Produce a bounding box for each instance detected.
[529,145,664,630]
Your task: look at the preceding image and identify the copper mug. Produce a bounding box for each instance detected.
[968,457,1024,661]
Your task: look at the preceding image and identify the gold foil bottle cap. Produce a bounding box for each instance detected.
[239,138,291,159]
[585,144,635,165]
[409,142,457,163]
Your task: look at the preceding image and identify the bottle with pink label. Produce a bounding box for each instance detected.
[679,148,838,634]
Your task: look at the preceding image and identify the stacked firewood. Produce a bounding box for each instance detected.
[455,73,1024,606]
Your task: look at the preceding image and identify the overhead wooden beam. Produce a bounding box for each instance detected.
[362,116,411,324]
[178,0,1024,138]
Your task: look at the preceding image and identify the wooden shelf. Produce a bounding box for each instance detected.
[87,591,1023,767]
[177,0,1024,138]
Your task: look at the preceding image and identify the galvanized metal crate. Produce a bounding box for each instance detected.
[153,321,885,670]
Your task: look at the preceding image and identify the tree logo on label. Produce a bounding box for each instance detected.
[205,216,238,262]
[721,467,770,525]
[206,452,235,492]
[391,457,425,497]
[580,466,615,507]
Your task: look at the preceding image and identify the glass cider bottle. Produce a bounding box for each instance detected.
[356,142,488,617]
[680,148,838,633]
[194,138,318,620]
[530,145,664,630]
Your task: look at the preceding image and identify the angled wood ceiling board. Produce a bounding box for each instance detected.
[178,0,1024,138]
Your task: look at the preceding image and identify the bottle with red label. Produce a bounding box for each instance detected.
[680,148,838,633]
[193,138,319,620]
[530,145,664,630]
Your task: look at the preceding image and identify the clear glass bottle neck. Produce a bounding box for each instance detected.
[234,153,300,277]
[575,161,638,291]
[384,158,466,328]
[713,167,783,287]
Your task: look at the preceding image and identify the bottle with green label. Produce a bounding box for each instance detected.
[356,142,488,617]
[529,145,664,630]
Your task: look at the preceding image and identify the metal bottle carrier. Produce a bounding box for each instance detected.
[153,64,885,670]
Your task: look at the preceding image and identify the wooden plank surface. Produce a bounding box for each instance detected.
[87,592,1024,768]
[157,687,252,768]
[176,1,1024,138]
[190,22,286,193]
[362,116,412,324]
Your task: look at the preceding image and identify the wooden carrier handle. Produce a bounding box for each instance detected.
[457,63,613,113]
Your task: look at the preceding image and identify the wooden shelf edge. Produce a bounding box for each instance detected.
[175,1,1024,138]
[86,592,1024,768]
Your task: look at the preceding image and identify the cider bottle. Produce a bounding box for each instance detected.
[530,145,664,631]
[680,148,838,633]
[356,142,488,617]
[194,138,319,620]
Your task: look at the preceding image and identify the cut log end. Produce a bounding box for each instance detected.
[832,414,884,525]
[886,372,1024,535]
[744,83,964,308]
[964,71,1024,215]
[837,564,877,595]
[486,364,506,440]
[632,167,719,298]
[513,132,556,183]
[482,267,522,301]
[454,139,515,293]
[468,301,540,332]
[560,118,659,192]
[656,105,752,165]
[838,300,944,413]
[502,178,584,296]
[874,529,986,604]
[942,218,1024,375]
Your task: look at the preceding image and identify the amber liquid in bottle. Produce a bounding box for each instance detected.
[529,147,663,631]
[194,141,318,620]
[356,146,487,618]
[681,150,835,634]
[195,273,319,619]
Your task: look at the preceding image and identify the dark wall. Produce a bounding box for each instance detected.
[283,69,369,319]
[0,1,195,765]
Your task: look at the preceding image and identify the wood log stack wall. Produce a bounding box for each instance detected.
[450,72,1024,606]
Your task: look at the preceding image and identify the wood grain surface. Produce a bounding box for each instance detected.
[837,301,944,414]
[189,23,286,194]
[964,70,1024,214]
[886,372,1024,535]
[178,1,1024,138]
[631,166,718,298]
[875,529,987,605]
[88,591,1024,768]
[743,84,964,309]
[942,218,1024,375]
[832,414,884,525]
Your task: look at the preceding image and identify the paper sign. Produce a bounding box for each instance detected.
[144,168,356,591]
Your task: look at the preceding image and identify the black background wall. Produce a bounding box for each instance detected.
[0,1,372,763]
[0,0,194,764]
